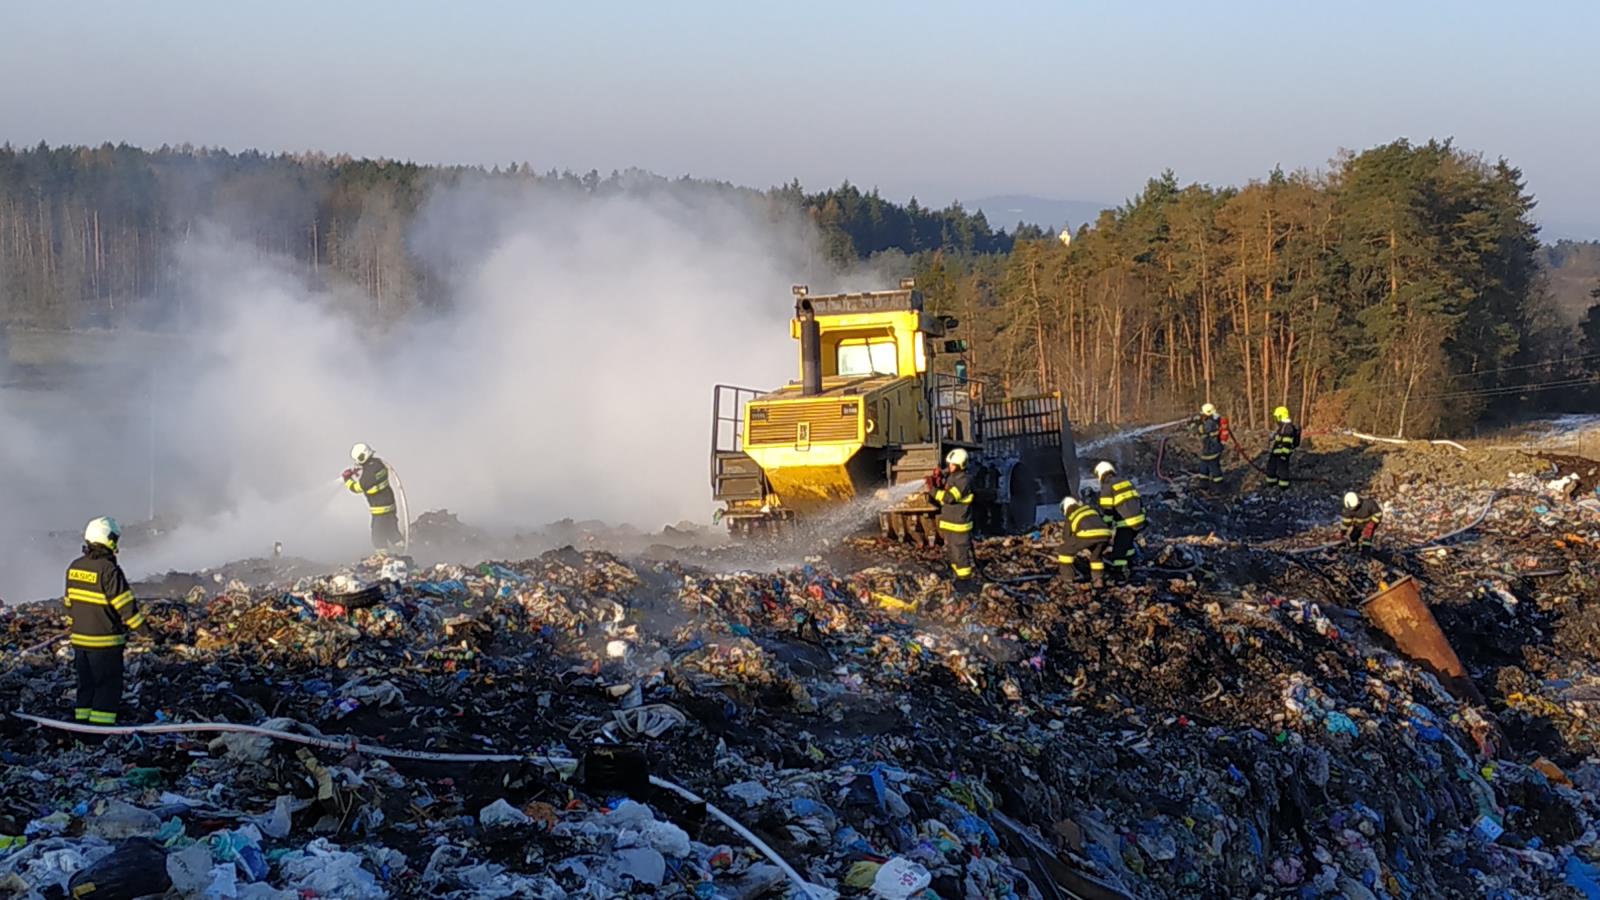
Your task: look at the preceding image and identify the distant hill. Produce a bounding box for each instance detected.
[1543,240,1600,323]
[971,195,1112,234]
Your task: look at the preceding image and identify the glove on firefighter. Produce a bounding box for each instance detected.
[341,468,356,481]
[925,468,947,491]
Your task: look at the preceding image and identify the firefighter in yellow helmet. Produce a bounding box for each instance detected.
[1265,406,1301,489]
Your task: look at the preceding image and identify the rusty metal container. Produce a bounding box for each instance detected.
[1362,576,1480,702]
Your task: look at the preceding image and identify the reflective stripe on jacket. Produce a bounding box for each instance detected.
[64,545,144,648]
[1058,505,1112,556]
[934,468,974,533]
[1272,421,1302,456]
[348,455,397,514]
[1098,476,1146,529]
[1198,416,1223,458]
[1342,498,1382,527]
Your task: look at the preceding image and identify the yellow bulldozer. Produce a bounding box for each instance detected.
[711,280,1078,543]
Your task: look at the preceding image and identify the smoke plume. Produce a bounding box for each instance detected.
[0,175,863,601]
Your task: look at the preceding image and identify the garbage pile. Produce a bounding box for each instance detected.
[5,445,1600,897]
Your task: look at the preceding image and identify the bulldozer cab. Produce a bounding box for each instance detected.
[784,283,945,393]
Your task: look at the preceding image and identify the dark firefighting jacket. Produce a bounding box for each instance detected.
[347,455,397,516]
[64,545,145,648]
[1196,415,1224,459]
[1272,421,1302,457]
[1058,505,1113,558]
[1342,498,1383,542]
[1098,474,1146,530]
[934,467,974,533]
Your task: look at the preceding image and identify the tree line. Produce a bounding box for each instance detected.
[916,141,1579,437]
[0,142,1020,331]
[0,139,1587,436]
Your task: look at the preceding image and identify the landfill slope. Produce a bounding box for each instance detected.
[4,438,1600,898]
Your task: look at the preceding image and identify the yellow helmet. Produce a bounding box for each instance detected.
[1273,406,1291,423]
[1200,402,1217,417]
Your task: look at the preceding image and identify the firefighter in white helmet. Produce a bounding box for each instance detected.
[343,443,402,550]
[1057,497,1113,590]
[1342,491,1382,550]
[64,517,148,726]
[1190,403,1225,486]
[930,448,976,590]
[1094,461,1146,580]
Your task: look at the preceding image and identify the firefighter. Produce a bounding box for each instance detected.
[932,448,976,588]
[1265,406,1301,489]
[1191,403,1225,485]
[344,443,402,551]
[1342,492,1382,549]
[1057,497,1113,589]
[64,517,147,726]
[1095,461,1146,580]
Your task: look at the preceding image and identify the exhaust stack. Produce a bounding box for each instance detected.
[795,288,822,397]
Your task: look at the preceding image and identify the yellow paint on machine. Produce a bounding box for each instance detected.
[742,394,868,512]
[742,442,862,511]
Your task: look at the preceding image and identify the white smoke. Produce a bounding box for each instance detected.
[0,175,877,600]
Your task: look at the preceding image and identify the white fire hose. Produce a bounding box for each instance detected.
[11,712,830,899]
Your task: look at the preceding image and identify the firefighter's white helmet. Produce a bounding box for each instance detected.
[1344,492,1360,509]
[84,516,121,550]
[351,442,373,464]
[1061,496,1079,514]
[1200,402,1217,416]
[1094,461,1116,479]
[945,448,969,469]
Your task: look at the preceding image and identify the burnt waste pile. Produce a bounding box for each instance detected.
[5,439,1600,897]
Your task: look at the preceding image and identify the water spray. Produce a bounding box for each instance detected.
[1076,418,1189,456]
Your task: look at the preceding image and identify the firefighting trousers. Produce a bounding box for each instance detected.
[370,511,403,550]
[74,646,124,725]
[1109,525,1141,574]
[1347,523,1376,548]
[1198,455,1223,484]
[1059,548,1106,584]
[1265,454,1292,488]
[944,531,975,580]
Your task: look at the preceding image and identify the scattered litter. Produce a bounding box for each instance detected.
[2,441,1600,899]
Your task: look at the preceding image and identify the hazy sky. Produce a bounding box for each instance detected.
[3,0,1597,236]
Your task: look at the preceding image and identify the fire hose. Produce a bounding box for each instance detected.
[1409,488,1537,550]
[1158,431,1329,486]
[1281,487,1534,557]
[11,712,831,900]
[19,634,63,656]
[1227,431,1332,485]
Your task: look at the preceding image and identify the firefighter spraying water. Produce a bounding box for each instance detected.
[343,443,410,553]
